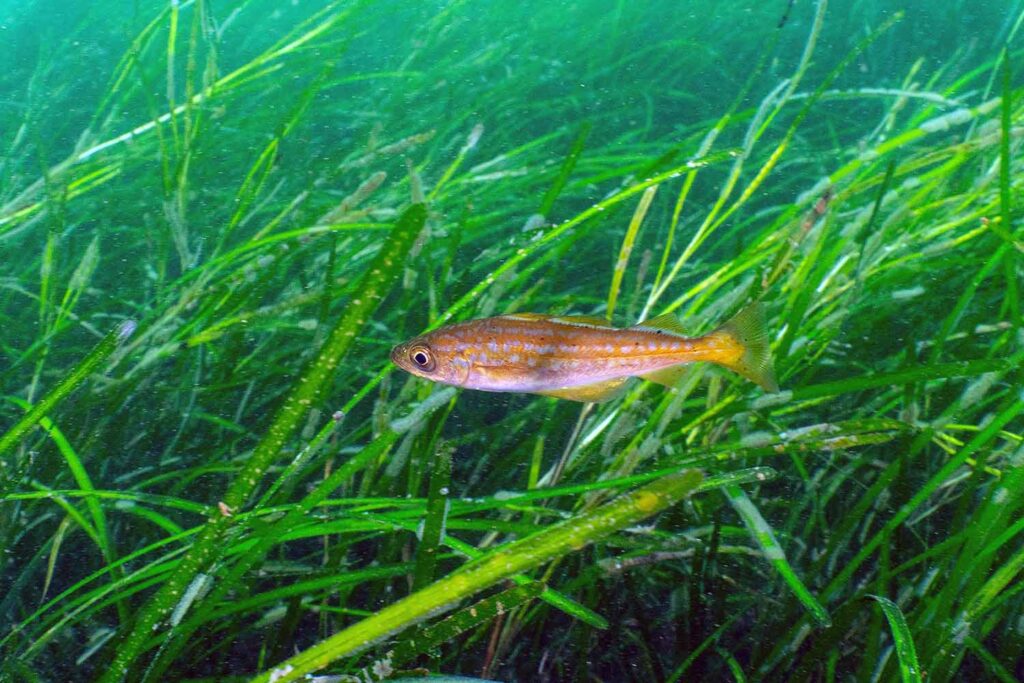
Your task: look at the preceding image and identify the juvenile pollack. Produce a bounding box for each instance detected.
[391,302,778,402]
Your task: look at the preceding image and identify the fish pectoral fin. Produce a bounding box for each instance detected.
[639,364,693,388]
[534,378,630,403]
[631,311,688,336]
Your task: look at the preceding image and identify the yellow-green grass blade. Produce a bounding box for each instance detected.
[248,470,704,682]
[607,185,657,322]
[373,582,546,673]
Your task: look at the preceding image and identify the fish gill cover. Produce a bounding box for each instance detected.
[0,1,1021,681]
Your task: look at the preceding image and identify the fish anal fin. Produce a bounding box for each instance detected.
[535,378,629,403]
[639,364,692,388]
[631,311,688,336]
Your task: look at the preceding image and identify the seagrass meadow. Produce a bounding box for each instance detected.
[0,0,1022,681]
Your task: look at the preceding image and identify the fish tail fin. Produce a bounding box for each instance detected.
[709,301,779,392]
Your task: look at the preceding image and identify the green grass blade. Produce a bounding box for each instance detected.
[412,443,454,591]
[998,47,1021,343]
[0,320,136,462]
[4,405,128,621]
[537,121,591,218]
[99,203,427,682]
[866,595,922,683]
[724,484,830,627]
[964,636,1020,683]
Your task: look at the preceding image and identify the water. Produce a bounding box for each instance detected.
[0,1,1021,681]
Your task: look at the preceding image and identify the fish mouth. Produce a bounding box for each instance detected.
[389,344,404,366]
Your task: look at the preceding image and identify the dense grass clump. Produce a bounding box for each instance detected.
[1,1,1022,681]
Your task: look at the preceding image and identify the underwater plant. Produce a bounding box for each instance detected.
[0,0,1022,681]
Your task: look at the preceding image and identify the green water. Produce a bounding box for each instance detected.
[1,1,1022,681]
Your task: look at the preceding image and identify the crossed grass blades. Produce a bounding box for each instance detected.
[1,1,1022,681]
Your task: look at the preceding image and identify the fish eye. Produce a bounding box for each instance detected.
[409,345,436,372]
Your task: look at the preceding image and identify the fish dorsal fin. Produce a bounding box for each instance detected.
[497,312,550,321]
[631,311,688,336]
[639,365,693,388]
[534,378,630,403]
[499,313,613,328]
[549,314,614,328]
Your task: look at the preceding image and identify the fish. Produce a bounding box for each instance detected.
[390,302,779,402]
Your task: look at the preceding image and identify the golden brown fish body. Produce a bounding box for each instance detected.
[390,303,778,402]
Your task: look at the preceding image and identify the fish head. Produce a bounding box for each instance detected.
[390,332,468,386]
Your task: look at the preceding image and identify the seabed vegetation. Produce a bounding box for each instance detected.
[1,0,1022,681]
